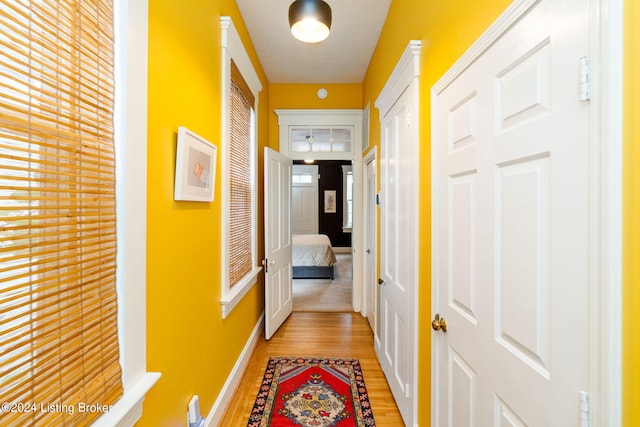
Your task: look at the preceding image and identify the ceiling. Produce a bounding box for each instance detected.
[235,0,392,84]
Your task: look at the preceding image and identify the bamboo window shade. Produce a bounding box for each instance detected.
[0,1,123,425]
[228,60,254,287]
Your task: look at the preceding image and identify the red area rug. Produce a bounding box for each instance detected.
[247,357,376,426]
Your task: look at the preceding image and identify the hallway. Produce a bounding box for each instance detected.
[220,312,404,425]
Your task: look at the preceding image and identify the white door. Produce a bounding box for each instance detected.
[376,66,419,425]
[264,148,293,339]
[291,165,319,234]
[364,157,377,332]
[433,0,590,425]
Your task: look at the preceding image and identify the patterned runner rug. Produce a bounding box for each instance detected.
[247,357,376,426]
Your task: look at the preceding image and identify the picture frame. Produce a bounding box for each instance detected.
[174,126,217,202]
[324,190,336,213]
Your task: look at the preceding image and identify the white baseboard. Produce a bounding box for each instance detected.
[204,312,264,427]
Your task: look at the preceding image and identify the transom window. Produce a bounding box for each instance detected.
[290,127,353,153]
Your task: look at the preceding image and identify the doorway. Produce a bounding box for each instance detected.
[274,109,365,319]
[291,160,355,312]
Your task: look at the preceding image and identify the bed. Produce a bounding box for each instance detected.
[292,234,337,279]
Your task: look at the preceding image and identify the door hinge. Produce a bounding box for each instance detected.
[405,383,411,398]
[580,391,590,427]
[261,258,268,273]
[580,56,591,102]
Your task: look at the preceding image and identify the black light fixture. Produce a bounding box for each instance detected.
[288,0,332,43]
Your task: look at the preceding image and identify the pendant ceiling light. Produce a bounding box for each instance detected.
[288,0,332,43]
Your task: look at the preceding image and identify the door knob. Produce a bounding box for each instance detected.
[431,314,447,332]
[378,278,384,285]
[366,249,371,254]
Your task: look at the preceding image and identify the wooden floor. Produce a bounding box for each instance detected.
[220,312,405,426]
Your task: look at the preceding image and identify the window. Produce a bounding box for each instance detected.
[290,127,353,154]
[342,165,353,232]
[0,1,122,424]
[228,61,254,288]
[274,110,362,162]
[220,17,262,318]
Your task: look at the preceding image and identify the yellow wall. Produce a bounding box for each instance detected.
[623,0,640,424]
[142,0,267,424]
[268,83,363,149]
[363,1,512,424]
[139,0,638,423]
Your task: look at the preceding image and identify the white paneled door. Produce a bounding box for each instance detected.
[264,148,293,339]
[433,0,590,425]
[364,157,377,333]
[376,42,420,426]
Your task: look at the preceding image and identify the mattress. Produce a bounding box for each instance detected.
[292,234,337,267]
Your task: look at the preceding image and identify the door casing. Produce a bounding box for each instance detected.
[275,109,365,313]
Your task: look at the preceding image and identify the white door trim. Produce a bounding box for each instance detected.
[590,0,623,425]
[276,110,365,313]
[429,0,623,425]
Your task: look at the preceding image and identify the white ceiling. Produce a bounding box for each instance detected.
[235,0,392,84]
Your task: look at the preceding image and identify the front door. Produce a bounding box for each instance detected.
[264,148,293,339]
[433,0,590,424]
[291,164,319,234]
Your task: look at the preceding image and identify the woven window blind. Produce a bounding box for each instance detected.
[0,1,122,425]
[228,61,254,287]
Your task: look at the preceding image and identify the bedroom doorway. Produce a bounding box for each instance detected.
[275,109,365,317]
[291,160,354,312]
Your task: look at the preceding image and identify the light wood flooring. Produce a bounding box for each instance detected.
[220,312,404,426]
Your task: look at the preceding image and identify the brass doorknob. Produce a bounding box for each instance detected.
[431,314,447,332]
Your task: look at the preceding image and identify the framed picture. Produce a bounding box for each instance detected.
[324,190,336,213]
[174,126,217,202]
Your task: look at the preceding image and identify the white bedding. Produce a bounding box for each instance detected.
[292,234,337,267]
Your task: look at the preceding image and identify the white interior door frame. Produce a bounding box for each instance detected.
[590,0,623,424]
[276,110,365,313]
[429,0,623,424]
